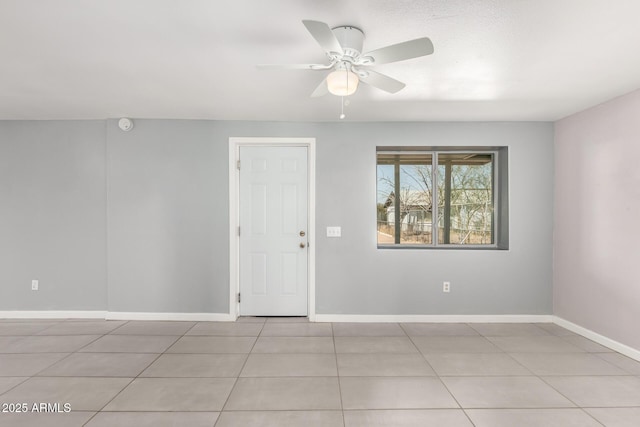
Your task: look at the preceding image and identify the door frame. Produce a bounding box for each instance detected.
[228,137,316,321]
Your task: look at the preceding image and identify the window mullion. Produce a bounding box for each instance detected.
[432,152,438,246]
[443,160,452,244]
[394,160,401,244]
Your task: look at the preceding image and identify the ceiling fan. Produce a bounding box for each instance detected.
[258,20,434,98]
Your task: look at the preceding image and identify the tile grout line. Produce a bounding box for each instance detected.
[214,318,267,425]
[403,322,477,426]
[536,374,604,417]
[0,320,125,410]
[578,408,607,427]
[30,319,68,335]
[0,376,31,399]
[332,322,346,427]
[80,320,185,427]
[462,323,607,425]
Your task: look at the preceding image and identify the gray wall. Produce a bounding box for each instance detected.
[554,89,640,351]
[0,121,107,310]
[308,122,554,314]
[107,120,228,313]
[1,119,554,315]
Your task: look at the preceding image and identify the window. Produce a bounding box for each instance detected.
[376,147,508,248]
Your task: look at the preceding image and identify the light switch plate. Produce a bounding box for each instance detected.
[326,226,341,237]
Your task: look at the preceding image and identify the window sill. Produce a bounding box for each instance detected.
[377,244,508,250]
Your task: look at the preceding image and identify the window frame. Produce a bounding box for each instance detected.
[376,146,508,250]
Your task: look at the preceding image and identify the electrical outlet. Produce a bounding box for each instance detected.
[31,280,39,291]
[443,281,450,293]
[326,226,341,237]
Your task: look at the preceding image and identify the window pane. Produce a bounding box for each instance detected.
[376,163,396,244]
[437,153,494,244]
[377,153,433,245]
[399,163,432,244]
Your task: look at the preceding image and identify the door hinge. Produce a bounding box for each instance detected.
[237,293,241,303]
[236,160,241,170]
[238,226,240,237]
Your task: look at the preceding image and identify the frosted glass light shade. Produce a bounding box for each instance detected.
[326,70,359,96]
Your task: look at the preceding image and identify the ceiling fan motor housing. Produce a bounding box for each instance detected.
[332,26,364,58]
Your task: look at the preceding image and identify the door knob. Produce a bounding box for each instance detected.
[299,242,306,248]
[299,231,306,237]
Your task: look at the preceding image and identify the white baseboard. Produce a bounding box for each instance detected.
[314,314,554,323]
[0,311,235,322]
[0,311,107,319]
[106,312,235,322]
[553,316,640,362]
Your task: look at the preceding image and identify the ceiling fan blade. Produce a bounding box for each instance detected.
[363,37,434,65]
[359,70,406,93]
[310,76,329,97]
[257,63,333,70]
[302,20,344,56]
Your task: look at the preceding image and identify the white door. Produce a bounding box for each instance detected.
[239,146,308,316]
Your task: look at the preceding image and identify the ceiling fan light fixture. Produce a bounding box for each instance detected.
[326,69,359,96]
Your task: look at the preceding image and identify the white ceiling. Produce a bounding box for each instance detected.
[2,0,640,121]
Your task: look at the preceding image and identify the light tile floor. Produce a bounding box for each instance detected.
[0,319,639,426]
